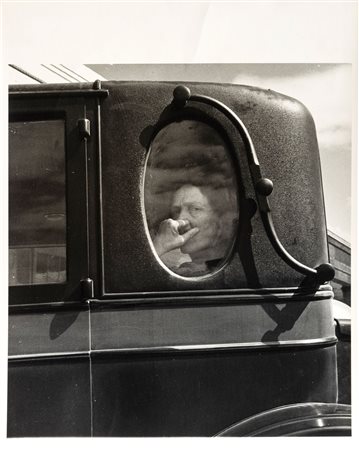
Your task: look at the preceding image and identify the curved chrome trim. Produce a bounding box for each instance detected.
[90,337,337,355]
[8,350,90,361]
[102,285,333,297]
[9,300,89,314]
[215,402,351,437]
[8,286,333,312]
[8,336,337,361]
[91,288,333,308]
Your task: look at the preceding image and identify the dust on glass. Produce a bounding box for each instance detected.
[144,120,238,277]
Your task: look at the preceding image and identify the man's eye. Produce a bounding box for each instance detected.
[189,206,202,213]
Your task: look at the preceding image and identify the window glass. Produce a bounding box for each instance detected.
[9,120,66,286]
[144,120,239,277]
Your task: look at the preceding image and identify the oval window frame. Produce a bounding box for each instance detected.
[142,115,241,281]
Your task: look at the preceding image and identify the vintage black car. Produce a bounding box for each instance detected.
[8,80,351,436]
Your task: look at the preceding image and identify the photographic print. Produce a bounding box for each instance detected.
[2,1,356,441]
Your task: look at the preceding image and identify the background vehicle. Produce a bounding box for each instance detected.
[8,78,351,436]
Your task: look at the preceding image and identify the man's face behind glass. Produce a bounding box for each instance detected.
[171,185,221,257]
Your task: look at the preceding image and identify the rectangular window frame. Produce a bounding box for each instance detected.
[9,95,89,306]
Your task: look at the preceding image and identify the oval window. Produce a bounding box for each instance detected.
[144,120,239,277]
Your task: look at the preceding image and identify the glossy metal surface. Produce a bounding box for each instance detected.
[8,308,90,356]
[8,356,91,437]
[216,402,351,436]
[90,298,335,351]
[336,338,351,404]
[91,346,337,436]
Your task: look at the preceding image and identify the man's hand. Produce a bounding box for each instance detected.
[153,219,199,256]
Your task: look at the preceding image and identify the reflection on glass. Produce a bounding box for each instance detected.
[9,120,66,286]
[144,120,238,277]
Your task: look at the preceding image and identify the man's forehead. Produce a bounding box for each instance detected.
[172,185,210,205]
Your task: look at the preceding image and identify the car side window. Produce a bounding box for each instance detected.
[144,120,239,277]
[9,120,66,286]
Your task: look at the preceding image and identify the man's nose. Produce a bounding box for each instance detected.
[177,208,190,222]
